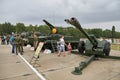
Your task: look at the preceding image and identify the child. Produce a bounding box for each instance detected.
[57,42,61,56]
[67,43,72,54]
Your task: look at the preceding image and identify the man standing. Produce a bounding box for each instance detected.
[6,35,10,45]
[33,33,38,51]
[9,34,15,55]
[14,34,24,55]
[19,34,24,54]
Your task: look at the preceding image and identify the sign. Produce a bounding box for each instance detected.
[34,42,44,59]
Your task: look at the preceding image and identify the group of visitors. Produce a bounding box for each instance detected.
[10,33,24,55]
[9,32,72,56]
[0,34,10,45]
[57,35,72,57]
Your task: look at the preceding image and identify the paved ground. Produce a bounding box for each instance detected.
[0,45,41,80]
[0,45,120,80]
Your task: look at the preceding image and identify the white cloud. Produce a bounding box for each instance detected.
[0,0,120,31]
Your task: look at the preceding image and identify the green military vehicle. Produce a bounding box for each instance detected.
[27,19,80,53]
[21,32,31,46]
[42,19,79,53]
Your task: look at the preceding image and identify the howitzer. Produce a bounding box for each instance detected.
[64,17,120,75]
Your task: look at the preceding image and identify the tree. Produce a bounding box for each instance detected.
[0,22,15,34]
[38,25,50,35]
[103,29,112,38]
[87,28,103,38]
[15,23,26,33]
[26,24,34,32]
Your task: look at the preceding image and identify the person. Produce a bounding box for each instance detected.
[1,36,4,45]
[57,42,61,56]
[19,34,24,53]
[9,33,15,55]
[78,39,85,54]
[67,43,72,54]
[33,33,38,51]
[6,35,10,45]
[3,35,6,44]
[58,35,66,56]
[14,34,19,55]
[15,34,23,55]
[1,35,6,45]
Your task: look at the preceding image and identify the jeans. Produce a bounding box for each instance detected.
[60,45,65,52]
[10,41,15,54]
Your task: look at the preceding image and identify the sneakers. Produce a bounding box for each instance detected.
[12,54,15,56]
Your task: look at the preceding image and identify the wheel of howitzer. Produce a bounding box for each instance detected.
[103,41,111,56]
[78,41,85,54]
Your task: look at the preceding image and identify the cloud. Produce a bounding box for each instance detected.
[0,0,120,31]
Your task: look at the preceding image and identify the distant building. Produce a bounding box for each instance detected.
[113,38,120,44]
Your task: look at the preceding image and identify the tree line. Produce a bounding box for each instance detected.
[0,22,120,38]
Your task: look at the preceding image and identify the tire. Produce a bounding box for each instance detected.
[78,41,85,54]
[103,42,111,56]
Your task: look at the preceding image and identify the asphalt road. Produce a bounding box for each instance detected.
[0,44,120,80]
[0,45,41,80]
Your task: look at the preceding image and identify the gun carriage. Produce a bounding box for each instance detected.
[64,17,120,75]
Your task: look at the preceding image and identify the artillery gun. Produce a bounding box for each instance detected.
[43,19,79,52]
[64,17,120,75]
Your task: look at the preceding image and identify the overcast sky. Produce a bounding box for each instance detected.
[0,0,120,31]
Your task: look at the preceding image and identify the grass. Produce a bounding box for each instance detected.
[111,44,120,51]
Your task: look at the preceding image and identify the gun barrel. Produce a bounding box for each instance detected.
[43,19,58,34]
[64,17,97,47]
[43,19,55,30]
